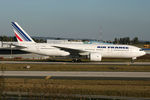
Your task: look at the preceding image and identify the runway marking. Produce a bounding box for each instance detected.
[45,76,51,80]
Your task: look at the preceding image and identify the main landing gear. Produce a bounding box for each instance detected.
[72,58,81,62]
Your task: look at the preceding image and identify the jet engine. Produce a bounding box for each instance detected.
[89,52,102,61]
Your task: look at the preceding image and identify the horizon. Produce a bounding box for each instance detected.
[0,35,150,42]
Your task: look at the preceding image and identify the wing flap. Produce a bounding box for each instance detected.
[53,46,87,56]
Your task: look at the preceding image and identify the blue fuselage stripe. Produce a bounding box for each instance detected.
[12,22,31,41]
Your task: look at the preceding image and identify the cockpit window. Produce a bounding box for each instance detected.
[139,49,143,51]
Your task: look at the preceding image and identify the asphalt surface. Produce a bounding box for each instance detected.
[3,92,150,100]
[0,61,150,80]
[1,61,150,65]
[1,71,150,80]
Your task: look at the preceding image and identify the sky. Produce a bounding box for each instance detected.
[0,0,150,41]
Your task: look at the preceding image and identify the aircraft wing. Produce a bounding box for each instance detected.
[53,46,87,56]
[0,48,30,54]
[11,44,27,49]
[2,43,27,49]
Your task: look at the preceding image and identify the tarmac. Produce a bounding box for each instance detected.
[0,61,150,80]
[0,61,150,65]
[1,71,150,80]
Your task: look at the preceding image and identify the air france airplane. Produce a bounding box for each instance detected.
[11,22,146,62]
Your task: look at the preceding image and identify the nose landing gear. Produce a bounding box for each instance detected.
[131,57,137,63]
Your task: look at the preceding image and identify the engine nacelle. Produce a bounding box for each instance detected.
[89,52,102,61]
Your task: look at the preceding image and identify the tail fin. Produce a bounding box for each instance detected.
[11,22,35,43]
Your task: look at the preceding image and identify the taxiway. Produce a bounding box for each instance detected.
[0,71,150,80]
[0,61,150,65]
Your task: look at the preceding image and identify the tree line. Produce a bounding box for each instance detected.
[0,36,17,42]
[113,37,139,44]
[0,36,46,43]
[0,35,149,44]
[105,37,150,44]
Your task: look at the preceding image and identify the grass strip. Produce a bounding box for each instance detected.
[0,63,150,72]
[0,78,150,98]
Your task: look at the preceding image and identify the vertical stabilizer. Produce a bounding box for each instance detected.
[11,22,35,43]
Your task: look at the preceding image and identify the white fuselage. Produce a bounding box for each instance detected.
[18,42,145,59]
[10,22,146,61]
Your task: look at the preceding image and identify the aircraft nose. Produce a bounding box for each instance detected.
[143,51,146,55]
[141,51,146,56]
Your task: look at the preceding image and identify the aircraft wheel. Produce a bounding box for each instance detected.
[131,59,135,63]
[72,59,81,62]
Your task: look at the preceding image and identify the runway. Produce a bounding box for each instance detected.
[1,61,150,80]
[1,71,150,80]
[1,61,150,65]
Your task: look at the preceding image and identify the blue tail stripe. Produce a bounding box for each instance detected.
[12,22,30,41]
[12,22,31,41]
[12,24,28,41]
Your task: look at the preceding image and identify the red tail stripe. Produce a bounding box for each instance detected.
[15,32,23,42]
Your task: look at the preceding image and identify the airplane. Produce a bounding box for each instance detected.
[10,22,146,62]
